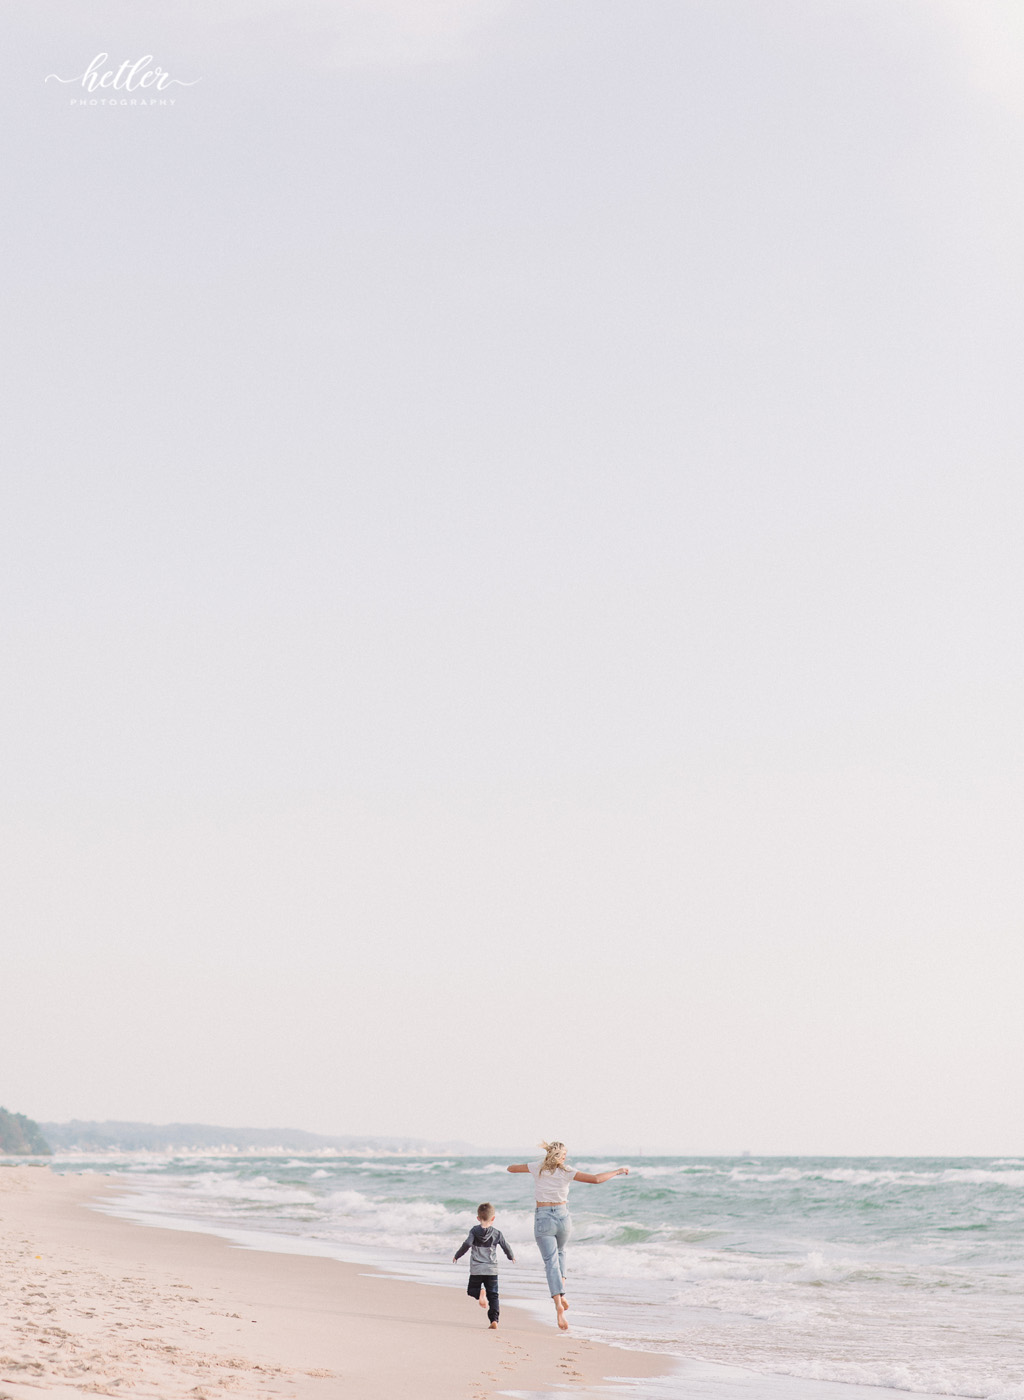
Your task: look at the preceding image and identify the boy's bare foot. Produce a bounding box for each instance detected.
[554,1296,569,1330]
[489,1321,498,1329]
[478,1293,488,1308]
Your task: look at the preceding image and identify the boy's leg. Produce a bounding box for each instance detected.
[467,1275,484,1304]
[484,1275,499,1325]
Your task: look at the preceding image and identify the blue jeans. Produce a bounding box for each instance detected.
[534,1206,571,1297]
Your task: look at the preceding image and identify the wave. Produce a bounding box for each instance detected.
[352,1160,454,1173]
[939,1169,1024,1186]
[628,1165,716,1178]
[742,1354,1024,1399]
[182,1172,316,1205]
[727,1165,1024,1188]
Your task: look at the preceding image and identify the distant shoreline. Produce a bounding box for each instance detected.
[38,1119,480,1155]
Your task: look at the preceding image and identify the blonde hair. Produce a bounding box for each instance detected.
[538,1140,567,1175]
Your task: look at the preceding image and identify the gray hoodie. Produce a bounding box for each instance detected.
[454,1223,514,1276]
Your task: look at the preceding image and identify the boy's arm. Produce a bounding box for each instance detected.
[452,1231,474,1262]
[497,1229,515,1261]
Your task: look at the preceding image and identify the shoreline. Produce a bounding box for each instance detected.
[0,1165,673,1400]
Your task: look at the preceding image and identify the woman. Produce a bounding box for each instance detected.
[507,1140,629,1329]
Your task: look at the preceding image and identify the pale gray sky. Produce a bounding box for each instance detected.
[3,1,1023,1155]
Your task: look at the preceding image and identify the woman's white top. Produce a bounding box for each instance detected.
[528,1159,577,1204]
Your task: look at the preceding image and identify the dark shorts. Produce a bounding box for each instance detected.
[467,1273,499,1322]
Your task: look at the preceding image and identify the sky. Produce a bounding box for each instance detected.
[2,1,1023,1156]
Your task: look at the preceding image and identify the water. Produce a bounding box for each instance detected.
[51,1154,1024,1400]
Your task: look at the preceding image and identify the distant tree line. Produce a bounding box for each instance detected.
[0,1107,52,1155]
[40,1120,478,1154]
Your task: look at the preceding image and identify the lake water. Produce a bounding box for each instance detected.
[53,1153,1024,1400]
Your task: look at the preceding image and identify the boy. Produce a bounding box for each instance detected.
[453,1203,514,1328]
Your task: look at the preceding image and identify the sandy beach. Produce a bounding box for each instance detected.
[0,1166,670,1400]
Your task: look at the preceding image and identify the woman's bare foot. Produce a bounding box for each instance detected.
[554,1295,569,1330]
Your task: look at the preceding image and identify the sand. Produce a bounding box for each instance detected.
[0,1165,671,1400]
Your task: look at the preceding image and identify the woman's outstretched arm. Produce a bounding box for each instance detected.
[507,1163,529,1173]
[573,1167,630,1184]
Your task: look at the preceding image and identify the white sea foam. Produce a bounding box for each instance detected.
[629,1165,713,1178]
[939,1168,1024,1185]
[353,1160,454,1172]
[322,1188,376,1212]
[185,1172,316,1205]
[726,1164,1024,1188]
[744,1355,1024,1399]
[667,1249,865,1287]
